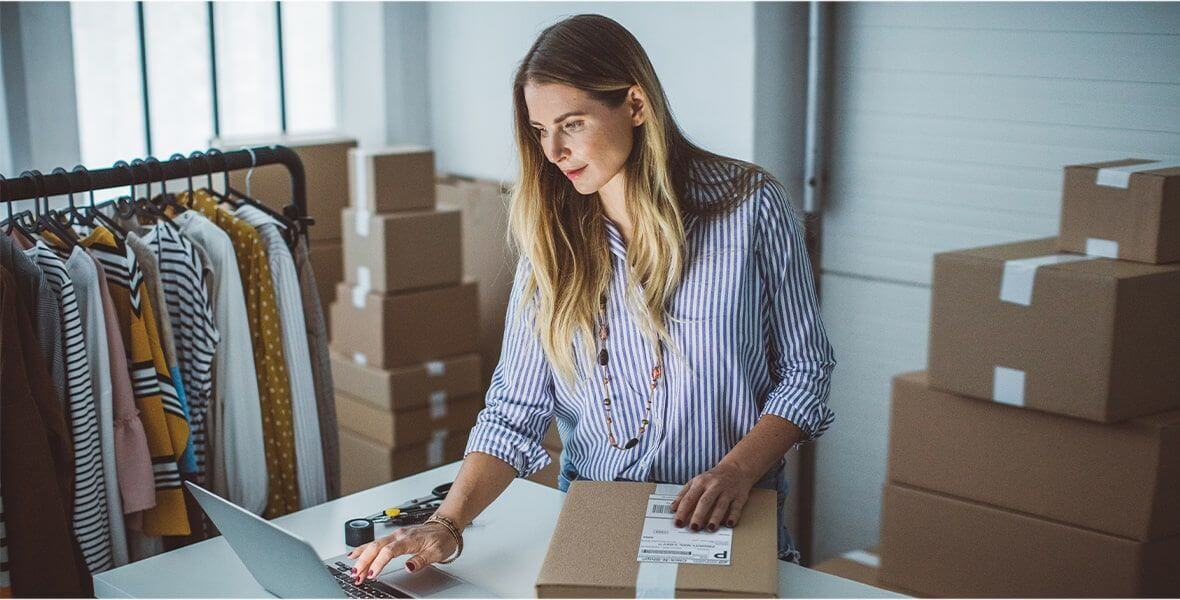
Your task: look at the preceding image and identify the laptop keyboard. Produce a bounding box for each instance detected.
[328,562,412,598]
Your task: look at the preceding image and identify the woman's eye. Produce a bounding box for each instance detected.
[565,120,584,131]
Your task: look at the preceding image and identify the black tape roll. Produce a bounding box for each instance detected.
[345,518,375,547]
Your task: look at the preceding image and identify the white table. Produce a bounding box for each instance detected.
[93,463,904,598]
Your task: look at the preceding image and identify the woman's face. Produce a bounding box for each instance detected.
[524,81,645,195]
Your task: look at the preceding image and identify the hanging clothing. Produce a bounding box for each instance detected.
[180,190,299,517]
[49,241,134,567]
[80,227,191,536]
[127,231,197,475]
[234,205,326,508]
[3,233,67,425]
[0,264,88,597]
[170,208,267,516]
[89,254,157,517]
[21,240,113,573]
[293,237,339,500]
[141,222,219,486]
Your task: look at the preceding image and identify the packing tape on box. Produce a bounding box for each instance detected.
[635,563,678,598]
[355,208,370,237]
[429,390,448,419]
[353,352,368,366]
[999,254,1095,306]
[841,549,880,568]
[992,365,1026,407]
[1085,238,1119,259]
[427,430,446,467]
[634,483,683,598]
[425,360,446,376]
[351,268,371,309]
[353,150,370,212]
[1095,159,1180,189]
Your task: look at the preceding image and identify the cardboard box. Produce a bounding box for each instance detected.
[339,428,468,495]
[212,132,357,242]
[879,483,1180,598]
[308,239,343,333]
[1057,158,1180,264]
[335,391,483,449]
[330,350,482,412]
[348,146,436,213]
[888,371,1180,541]
[525,447,560,490]
[329,281,479,369]
[928,237,1180,422]
[812,548,911,595]
[436,175,515,387]
[536,481,778,598]
[341,207,462,293]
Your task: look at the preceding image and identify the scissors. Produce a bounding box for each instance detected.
[363,482,453,525]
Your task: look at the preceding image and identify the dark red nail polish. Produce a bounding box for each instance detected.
[407,563,415,573]
[368,570,374,578]
[708,523,717,532]
[674,519,683,527]
[726,520,734,527]
[350,568,356,574]
[691,523,700,531]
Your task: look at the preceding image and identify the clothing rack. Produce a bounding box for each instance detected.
[0,145,309,234]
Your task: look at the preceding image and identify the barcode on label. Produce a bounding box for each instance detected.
[640,549,692,555]
[651,503,674,514]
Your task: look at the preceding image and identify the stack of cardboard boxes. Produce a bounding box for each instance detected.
[330,147,483,495]
[879,159,1180,597]
[210,133,357,324]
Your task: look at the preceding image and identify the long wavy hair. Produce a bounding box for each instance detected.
[508,13,771,387]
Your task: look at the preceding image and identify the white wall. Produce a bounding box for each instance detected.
[424,2,758,182]
[814,1,1180,562]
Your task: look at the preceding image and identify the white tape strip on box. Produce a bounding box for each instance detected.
[353,151,370,212]
[355,208,371,237]
[352,352,368,366]
[351,268,371,309]
[425,360,446,376]
[426,430,446,467]
[841,549,880,568]
[1085,238,1119,259]
[635,483,685,598]
[1095,159,1180,189]
[999,254,1095,306]
[993,366,1026,407]
[429,391,448,419]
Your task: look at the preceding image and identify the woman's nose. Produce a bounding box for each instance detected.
[546,135,568,163]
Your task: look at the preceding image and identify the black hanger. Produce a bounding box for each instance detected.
[1,173,37,241]
[22,170,76,249]
[84,162,135,240]
[51,166,88,231]
[203,147,232,202]
[167,152,193,213]
[41,168,81,249]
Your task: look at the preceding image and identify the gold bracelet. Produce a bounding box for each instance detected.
[423,514,463,564]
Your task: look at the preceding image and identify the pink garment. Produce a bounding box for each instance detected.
[89,253,156,514]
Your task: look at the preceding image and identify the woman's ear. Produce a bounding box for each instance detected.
[629,85,647,127]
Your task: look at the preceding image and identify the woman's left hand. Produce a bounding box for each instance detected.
[669,460,758,532]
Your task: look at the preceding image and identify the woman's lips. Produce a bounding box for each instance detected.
[564,165,587,180]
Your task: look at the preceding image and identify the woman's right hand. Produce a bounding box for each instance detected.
[347,522,460,585]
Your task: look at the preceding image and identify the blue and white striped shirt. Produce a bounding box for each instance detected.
[464,159,836,484]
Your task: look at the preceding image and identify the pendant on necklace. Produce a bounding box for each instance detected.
[623,437,639,450]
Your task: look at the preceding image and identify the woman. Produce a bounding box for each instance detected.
[348,13,835,582]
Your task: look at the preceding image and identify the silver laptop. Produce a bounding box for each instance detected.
[185,481,494,598]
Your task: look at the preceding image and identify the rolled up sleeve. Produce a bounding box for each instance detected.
[464,256,555,478]
[754,175,836,444]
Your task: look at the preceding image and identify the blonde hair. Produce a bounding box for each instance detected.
[507,14,770,387]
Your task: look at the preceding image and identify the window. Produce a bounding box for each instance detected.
[70,1,337,169]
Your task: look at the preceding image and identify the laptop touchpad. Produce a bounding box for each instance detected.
[379,567,467,598]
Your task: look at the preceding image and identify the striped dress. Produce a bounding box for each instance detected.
[465,159,836,485]
[81,227,191,536]
[24,241,113,572]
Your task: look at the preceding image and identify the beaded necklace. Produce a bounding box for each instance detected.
[594,291,664,450]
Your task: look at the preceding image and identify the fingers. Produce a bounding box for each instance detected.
[352,531,409,584]
[725,494,748,528]
[705,495,732,532]
[688,487,722,532]
[673,482,704,529]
